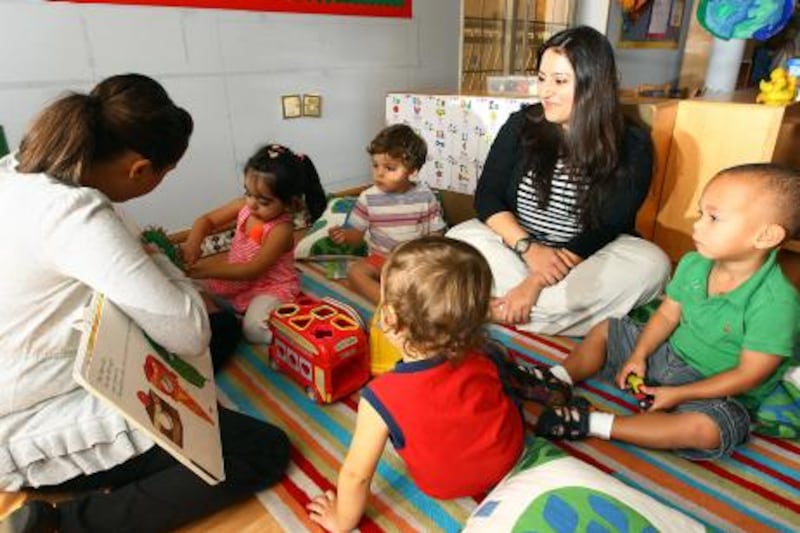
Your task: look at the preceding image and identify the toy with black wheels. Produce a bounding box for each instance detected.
[625,372,655,411]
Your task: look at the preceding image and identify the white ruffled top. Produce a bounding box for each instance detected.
[0,155,210,490]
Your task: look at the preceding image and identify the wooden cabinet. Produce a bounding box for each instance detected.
[650,91,799,285]
[620,98,679,241]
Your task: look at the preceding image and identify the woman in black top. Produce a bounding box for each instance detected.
[447,26,670,335]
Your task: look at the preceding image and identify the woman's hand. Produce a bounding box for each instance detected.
[556,248,582,269]
[143,242,161,256]
[307,490,346,533]
[521,244,574,286]
[491,275,544,324]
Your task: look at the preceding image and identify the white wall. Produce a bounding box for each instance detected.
[573,0,610,34]
[0,0,460,230]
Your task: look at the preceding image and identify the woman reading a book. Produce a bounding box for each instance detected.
[0,74,289,533]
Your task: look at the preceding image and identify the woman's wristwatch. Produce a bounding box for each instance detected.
[512,236,532,255]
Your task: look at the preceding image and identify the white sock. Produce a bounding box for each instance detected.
[549,365,573,385]
[589,412,615,440]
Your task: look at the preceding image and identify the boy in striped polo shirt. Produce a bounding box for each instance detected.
[329,124,446,302]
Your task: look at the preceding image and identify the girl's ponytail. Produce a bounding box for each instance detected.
[246,144,327,224]
[296,153,326,223]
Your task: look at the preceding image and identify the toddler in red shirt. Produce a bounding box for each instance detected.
[307,236,524,531]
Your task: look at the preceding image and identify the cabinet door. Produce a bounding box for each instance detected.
[653,99,784,262]
[623,100,679,241]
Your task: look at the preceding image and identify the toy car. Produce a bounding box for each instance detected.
[625,372,654,411]
[267,295,370,404]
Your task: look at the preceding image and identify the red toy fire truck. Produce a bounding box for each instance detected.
[266,295,370,404]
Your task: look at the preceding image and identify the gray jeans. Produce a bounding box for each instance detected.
[605,317,751,460]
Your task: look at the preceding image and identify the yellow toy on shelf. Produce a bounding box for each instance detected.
[756,67,797,106]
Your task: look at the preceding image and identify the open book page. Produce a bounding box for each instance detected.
[74,292,225,485]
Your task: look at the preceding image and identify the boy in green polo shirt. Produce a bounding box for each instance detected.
[526,163,799,459]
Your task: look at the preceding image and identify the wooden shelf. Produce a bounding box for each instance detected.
[784,240,800,253]
[652,98,795,262]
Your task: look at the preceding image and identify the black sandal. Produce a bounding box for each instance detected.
[505,363,573,406]
[535,398,591,440]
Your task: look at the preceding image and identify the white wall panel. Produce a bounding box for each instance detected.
[0,4,92,83]
[83,8,193,76]
[0,0,459,230]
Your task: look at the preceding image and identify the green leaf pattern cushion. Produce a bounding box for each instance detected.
[463,438,706,532]
[755,364,800,439]
[294,196,368,259]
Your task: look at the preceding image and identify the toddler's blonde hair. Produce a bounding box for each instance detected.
[381,236,492,360]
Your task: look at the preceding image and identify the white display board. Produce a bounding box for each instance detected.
[385,93,538,194]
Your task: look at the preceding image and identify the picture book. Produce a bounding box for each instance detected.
[74,292,225,485]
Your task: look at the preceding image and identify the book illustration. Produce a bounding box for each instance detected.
[144,355,214,424]
[138,389,184,447]
[75,293,224,485]
[144,333,208,388]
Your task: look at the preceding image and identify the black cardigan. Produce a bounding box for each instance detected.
[474,104,654,259]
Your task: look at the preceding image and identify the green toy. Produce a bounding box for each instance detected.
[141,226,184,269]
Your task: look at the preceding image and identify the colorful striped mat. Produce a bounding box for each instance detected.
[216,263,800,532]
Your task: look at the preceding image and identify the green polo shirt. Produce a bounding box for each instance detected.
[666,250,800,412]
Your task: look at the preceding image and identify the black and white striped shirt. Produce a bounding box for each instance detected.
[516,160,584,245]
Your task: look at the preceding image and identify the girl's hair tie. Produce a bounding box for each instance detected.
[267,144,289,159]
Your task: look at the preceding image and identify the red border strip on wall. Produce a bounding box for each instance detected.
[49,0,412,18]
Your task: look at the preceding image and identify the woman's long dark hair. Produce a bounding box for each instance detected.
[521,26,627,228]
[17,73,193,186]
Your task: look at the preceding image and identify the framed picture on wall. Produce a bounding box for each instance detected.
[618,0,684,49]
[302,94,322,117]
[281,94,302,119]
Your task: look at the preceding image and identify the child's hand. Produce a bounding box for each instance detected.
[184,260,215,279]
[307,490,345,533]
[643,385,683,412]
[328,226,346,245]
[181,242,201,267]
[616,358,647,389]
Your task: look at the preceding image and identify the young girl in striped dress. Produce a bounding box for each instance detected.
[183,144,319,343]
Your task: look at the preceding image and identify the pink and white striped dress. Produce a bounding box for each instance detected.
[206,206,299,313]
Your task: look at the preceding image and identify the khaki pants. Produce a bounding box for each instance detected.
[446,219,671,336]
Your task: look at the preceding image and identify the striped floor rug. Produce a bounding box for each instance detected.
[216,263,800,532]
